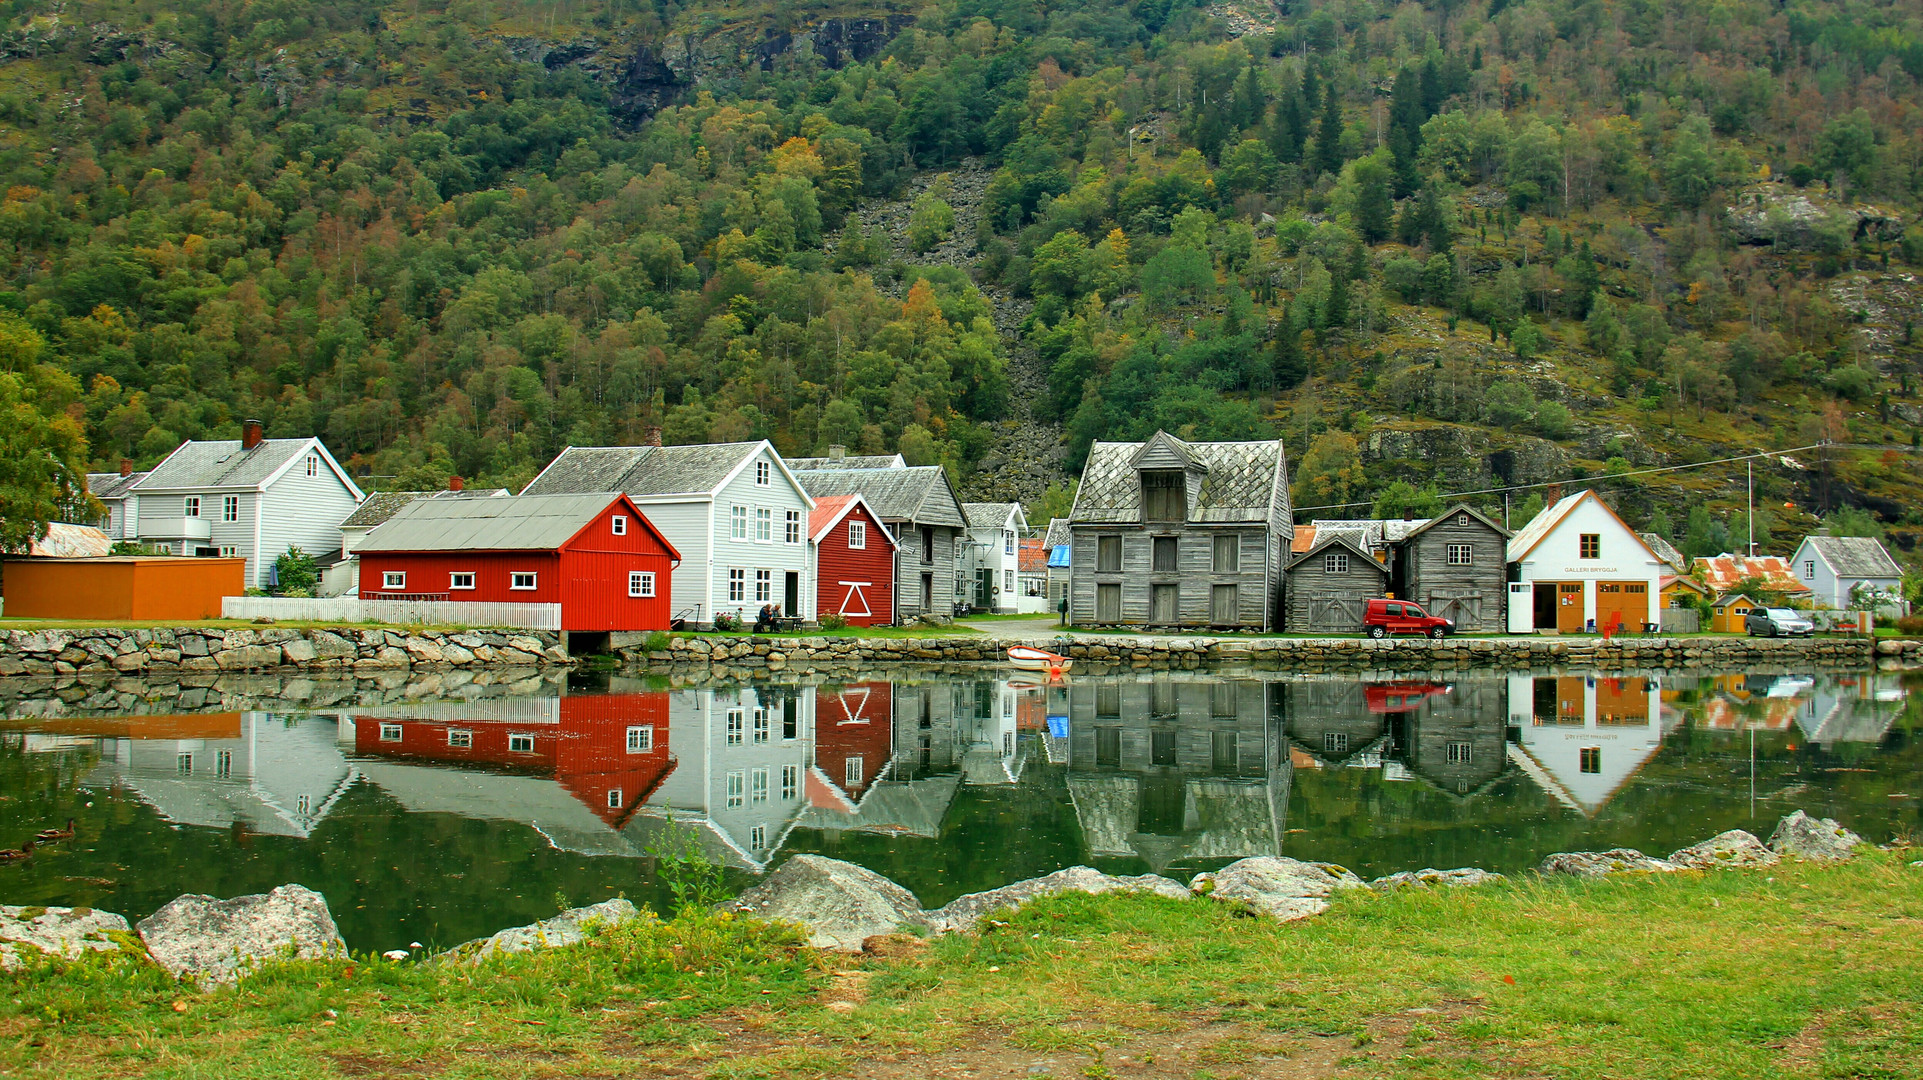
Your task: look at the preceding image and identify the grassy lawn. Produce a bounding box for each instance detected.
[5,853,1919,1079]
[692,623,986,641]
[0,617,489,634]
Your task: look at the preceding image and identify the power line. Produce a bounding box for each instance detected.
[1290,442,1833,515]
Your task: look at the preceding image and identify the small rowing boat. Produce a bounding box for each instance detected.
[1007,646,1072,674]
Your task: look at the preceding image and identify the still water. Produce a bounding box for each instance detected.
[1,669,1917,951]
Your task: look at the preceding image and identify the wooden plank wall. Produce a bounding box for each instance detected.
[1069,526,1277,628]
[1282,555,1388,632]
[1404,514,1509,631]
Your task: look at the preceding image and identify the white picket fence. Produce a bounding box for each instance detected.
[221,596,561,630]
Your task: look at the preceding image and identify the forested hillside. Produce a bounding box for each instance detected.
[1,0,1920,565]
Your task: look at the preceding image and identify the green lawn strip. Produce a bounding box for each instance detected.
[0,618,487,634]
[3,857,1919,1078]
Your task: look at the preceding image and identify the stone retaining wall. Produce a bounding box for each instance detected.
[639,632,1917,672]
[0,626,569,677]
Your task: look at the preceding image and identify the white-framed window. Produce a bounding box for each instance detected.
[215,749,233,778]
[611,514,627,536]
[1804,560,1815,579]
[629,571,654,597]
[729,568,745,601]
[626,725,653,753]
[1325,551,1349,574]
[752,706,769,743]
[726,770,744,808]
[450,572,476,590]
[755,460,771,486]
[849,520,866,549]
[780,764,798,799]
[1005,529,1014,555]
[447,729,472,748]
[751,767,769,804]
[755,507,772,542]
[607,788,623,809]
[177,752,193,775]
[508,733,535,753]
[755,570,771,602]
[845,755,864,788]
[379,723,402,742]
[223,495,239,522]
[784,509,800,544]
[731,505,748,540]
[184,495,201,517]
[726,707,744,745]
[1447,543,1473,566]
[297,794,311,816]
[218,545,238,558]
[1005,569,1014,592]
[305,455,318,477]
[1448,741,1472,764]
[383,571,406,590]
[510,572,537,590]
[1324,732,1348,754]
[750,824,766,850]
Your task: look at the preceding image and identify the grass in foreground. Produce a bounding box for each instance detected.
[4,853,1920,1079]
[0,617,490,634]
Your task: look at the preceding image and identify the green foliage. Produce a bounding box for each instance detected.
[908,190,957,253]
[1823,507,1886,538]
[1294,432,1365,511]
[817,613,849,631]
[643,824,731,914]
[1370,481,1444,520]
[274,547,319,594]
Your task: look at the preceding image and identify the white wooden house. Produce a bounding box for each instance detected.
[961,502,1028,612]
[1790,534,1906,614]
[1505,490,1667,633]
[521,440,815,626]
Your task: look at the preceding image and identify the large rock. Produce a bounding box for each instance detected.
[1768,811,1863,861]
[442,899,639,963]
[0,905,133,970]
[1190,857,1364,922]
[932,866,1189,933]
[136,884,345,985]
[724,854,930,951]
[1538,849,1678,878]
[1668,830,1779,871]
[1369,867,1505,891]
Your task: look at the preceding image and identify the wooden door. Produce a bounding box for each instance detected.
[1151,584,1178,624]
[1211,583,1238,624]
[1595,581,1647,633]
[1310,595,1364,631]
[1556,583,1585,632]
[1096,582,1122,622]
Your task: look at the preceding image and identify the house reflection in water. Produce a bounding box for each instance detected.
[1281,680,1508,796]
[1670,672,1903,749]
[1505,674,1667,816]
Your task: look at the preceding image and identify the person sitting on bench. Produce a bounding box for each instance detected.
[753,603,778,634]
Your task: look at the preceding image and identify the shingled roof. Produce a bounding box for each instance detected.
[1802,535,1903,579]
[791,465,966,528]
[1642,532,1688,574]
[340,488,511,529]
[962,502,1020,530]
[1070,431,1290,525]
[521,442,786,498]
[787,453,906,470]
[86,470,148,501]
[134,438,355,493]
[356,492,676,556]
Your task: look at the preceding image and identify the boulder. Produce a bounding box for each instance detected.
[1768,810,1863,861]
[1668,830,1779,871]
[1538,849,1678,878]
[1369,867,1505,891]
[442,899,640,963]
[0,905,134,970]
[932,866,1189,933]
[136,884,346,985]
[1190,857,1364,922]
[724,854,930,951]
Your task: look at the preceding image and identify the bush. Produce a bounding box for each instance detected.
[1892,615,1923,636]
[818,613,849,630]
[274,546,319,594]
[711,611,740,632]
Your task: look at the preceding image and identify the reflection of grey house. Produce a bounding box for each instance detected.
[1280,681,1385,763]
[86,713,356,837]
[1061,677,1285,873]
[889,679,960,779]
[1796,680,1903,747]
[353,758,641,857]
[1284,534,1389,633]
[1398,683,1508,795]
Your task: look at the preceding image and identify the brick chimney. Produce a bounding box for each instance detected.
[828,444,847,460]
[119,458,133,477]
[1546,482,1564,506]
[241,419,263,451]
[448,475,464,492]
[644,426,663,447]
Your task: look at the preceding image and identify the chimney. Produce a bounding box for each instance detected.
[241,419,263,451]
[644,426,663,448]
[828,444,847,461]
[1546,483,1564,506]
[119,458,133,477]
[448,475,464,492]
[1402,509,1413,521]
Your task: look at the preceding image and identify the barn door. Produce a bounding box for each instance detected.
[1151,584,1179,624]
[1310,595,1363,631]
[1096,583,1121,622]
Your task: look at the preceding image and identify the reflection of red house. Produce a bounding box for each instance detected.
[808,495,896,626]
[810,682,895,805]
[351,692,675,826]
[1364,682,1450,713]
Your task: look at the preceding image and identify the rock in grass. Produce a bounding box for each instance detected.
[1190,857,1364,922]
[1369,868,1505,891]
[1768,810,1863,862]
[0,905,134,970]
[440,898,640,964]
[724,854,931,952]
[1668,830,1779,871]
[1538,849,1678,878]
[932,866,1189,933]
[136,884,345,986]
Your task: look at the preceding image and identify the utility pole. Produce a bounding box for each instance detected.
[1747,458,1755,557]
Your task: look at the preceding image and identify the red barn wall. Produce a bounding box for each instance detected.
[814,504,895,626]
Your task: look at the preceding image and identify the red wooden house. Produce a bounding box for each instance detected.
[807,494,896,626]
[356,492,680,631]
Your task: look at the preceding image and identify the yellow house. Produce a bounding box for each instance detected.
[1710,593,1760,633]
[1661,574,1711,609]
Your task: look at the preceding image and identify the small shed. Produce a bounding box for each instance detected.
[1284,535,1389,633]
[808,494,897,626]
[0,556,244,620]
[1395,504,1511,631]
[1710,593,1760,633]
[355,492,680,632]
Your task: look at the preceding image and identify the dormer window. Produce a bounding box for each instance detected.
[1142,470,1186,522]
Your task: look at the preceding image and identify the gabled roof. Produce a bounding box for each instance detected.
[521,442,805,501]
[1399,503,1510,542]
[133,437,361,496]
[1693,554,1812,595]
[786,453,906,470]
[1285,532,1388,573]
[1072,431,1289,525]
[1506,489,1658,565]
[792,465,966,528]
[962,502,1020,530]
[1018,537,1047,573]
[356,492,679,559]
[1711,592,1760,610]
[86,471,148,501]
[808,494,898,548]
[1043,518,1071,549]
[340,488,511,529]
[1304,518,1431,552]
[27,522,111,558]
[1129,429,1203,472]
[1661,574,1711,597]
[1641,532,1688,575]
[1798,535,1903,579]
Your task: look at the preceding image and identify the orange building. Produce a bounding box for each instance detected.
[0,556,244,620]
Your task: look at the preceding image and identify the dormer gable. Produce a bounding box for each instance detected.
[1132,430,1208,522]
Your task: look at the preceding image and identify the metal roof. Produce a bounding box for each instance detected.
[786,454,906,470]
[792,466,966,527]
[1693,554,1812,595]
[134,438,334,492]
[1799,535,1904,579]
[340,488,510,529]
[807,494,898,547]
[521,442,774,498]
[355,493,630,553]
[86,471,148,501]
[1070,431,1289,525]
[1641,532,1688,574]
[27,523,112,558]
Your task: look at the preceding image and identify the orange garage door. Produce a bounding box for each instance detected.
[1596,581,1649,633]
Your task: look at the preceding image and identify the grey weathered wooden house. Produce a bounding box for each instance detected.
[1391,504,1511,632]
[1283,533,1390,633]
[1066,431,1292,629]
[789,463,968,620]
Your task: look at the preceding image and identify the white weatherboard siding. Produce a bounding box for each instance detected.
[626,499,710,620]
[260,467,361,589]
[1510,496,1664,629]
[1789,537,1902,611]
[710,449,814,622]
[639,688,817,870]
[1505,675,1662,816]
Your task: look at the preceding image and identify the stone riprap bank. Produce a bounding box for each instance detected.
[0,627,569,676]
[643,633,1917,672]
